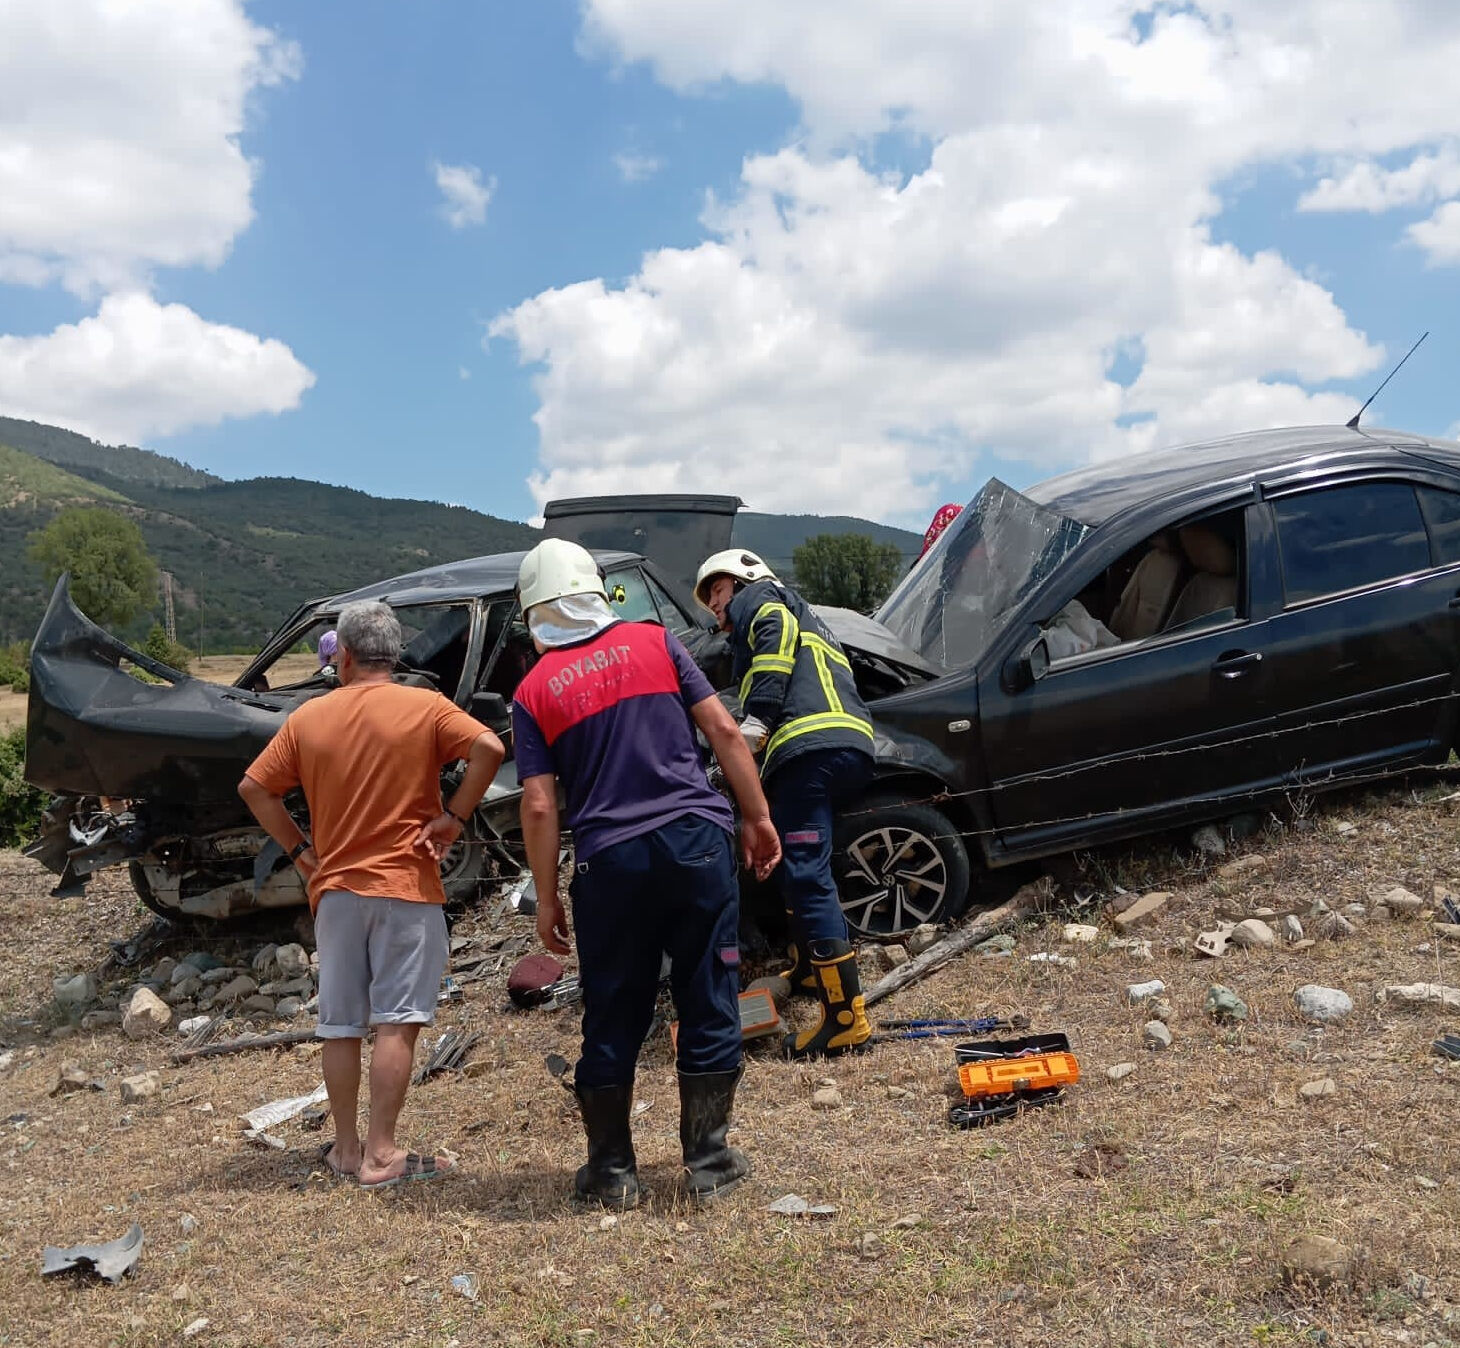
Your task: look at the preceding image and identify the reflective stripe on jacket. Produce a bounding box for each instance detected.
[726,578,875,778]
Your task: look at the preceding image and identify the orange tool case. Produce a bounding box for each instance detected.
[949,1033,1079,1128]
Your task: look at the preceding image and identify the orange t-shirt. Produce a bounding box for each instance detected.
[244,681,488,912]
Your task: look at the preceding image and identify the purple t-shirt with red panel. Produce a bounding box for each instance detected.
[511,620,735,861]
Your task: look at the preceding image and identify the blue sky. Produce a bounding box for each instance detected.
[4,2,1460,529]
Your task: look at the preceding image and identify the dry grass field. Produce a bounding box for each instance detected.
[1,783,1459,1347]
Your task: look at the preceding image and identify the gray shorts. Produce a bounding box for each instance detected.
[315,891,449,1039]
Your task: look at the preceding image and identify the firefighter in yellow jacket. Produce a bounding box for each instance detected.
[695,549,876,1057]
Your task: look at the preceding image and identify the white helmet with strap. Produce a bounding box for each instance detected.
[694,548,777,611]
[518,537,608,613]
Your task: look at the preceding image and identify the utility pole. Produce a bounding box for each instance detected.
[161,571,177,644]
[198,575,205,657]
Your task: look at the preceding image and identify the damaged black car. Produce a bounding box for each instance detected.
[26,425,1460,938]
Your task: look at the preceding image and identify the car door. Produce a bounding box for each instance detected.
[1250,477,1460,783]
[976,501,1284,856]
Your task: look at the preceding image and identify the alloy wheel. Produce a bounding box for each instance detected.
[839,824,949,936]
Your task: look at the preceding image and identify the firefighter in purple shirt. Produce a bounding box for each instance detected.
[512,539,781,1208]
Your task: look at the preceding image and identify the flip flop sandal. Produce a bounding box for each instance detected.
[316,1142,357,1182]
[359,1152,450,1191]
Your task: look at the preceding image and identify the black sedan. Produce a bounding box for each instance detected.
[837,423,1460,934]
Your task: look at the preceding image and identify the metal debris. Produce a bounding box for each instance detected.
[767,1194,838,1219]
[413,1029,484,1084]
[239,1083,329,1134]
[42,1222,144,1283]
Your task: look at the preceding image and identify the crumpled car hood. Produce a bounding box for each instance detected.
[25,578,291,803]
[813,606,944,680]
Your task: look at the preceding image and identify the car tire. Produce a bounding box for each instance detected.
[833,796,972,938]
[129,861,189,923]
[440,814,490,906]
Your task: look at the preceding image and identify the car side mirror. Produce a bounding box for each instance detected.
[1005,634,1050,692]
[470,690,510,729]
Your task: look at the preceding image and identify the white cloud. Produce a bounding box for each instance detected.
[0,0,300,294]
[1299,148,1460,213]
[613,151,664,183]
[0,293,315,443]
[491,2,1460,521]
[433,161,495,229]
[1407,201,1460,265]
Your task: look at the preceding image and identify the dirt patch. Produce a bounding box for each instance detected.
[0,686,23,733]
[192,654,318,688]
[2,787,1459,1346]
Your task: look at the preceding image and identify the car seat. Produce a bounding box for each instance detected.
[1163,524,1237,629]
[1107,532,1183,640]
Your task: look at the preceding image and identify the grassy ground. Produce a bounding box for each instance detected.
[1,784,1458,1347]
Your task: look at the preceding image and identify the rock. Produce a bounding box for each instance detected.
[1377,983,1460,1011]
[168,976,203,1003]
[745,973,793,1001]
[120,1070,161,1103]
[882,944,909,969]
[1061,923,1100,944]
[1291,938,1315,951]
[1314,911,1355,940]
[170,963,202,987]
[857,1232,882,1260]
[1106,1062,1137,1081]
[1299,1077,1337,1100]
[1281,1234,1354,1288]
[241,994,276,1015]
[252,944,279,977]
[1150,998,1175,1024]
[0,1050,12,1073]
[1106,892,1142,918]
[976,933,1016,955]
[1374,885,1424,915]
[1192,824,1226,856]
[1332,820,1356,835]
[48,1062,94,1096]
[275,997,303,1020]
[123,986,173,1039]
[52,971,97,1009]
[1230,918,1276,949]
[1217,855,1270,881]
[151,957,178,984]
[886,1084,911,1099]
[183,951,223,973]
[889,1214,922,1230]
[80,1010,122,1031]
[1415,1175,1440,1191]
[1126,979,1165,1004]
[275,943,311,979]
[1433,922,1460,942]
[200,966,241,985]
[216,975,259,1002]
[1280,915,1303,942]
[811,1086,843,1111]
[1143,1020,1173,1050]
[1107,936,1153,959]
[1283,1039,1310,1060]
[177,1015,211,1036]
[1342,903,1367,918]
[903,924,939,957]
[1294,985,1353,1024]
[1205,985,1248,1022]
[1112,892,1172,931]
[1370,905,1393,921]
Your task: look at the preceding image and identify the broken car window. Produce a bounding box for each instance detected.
[876,480,1090,669]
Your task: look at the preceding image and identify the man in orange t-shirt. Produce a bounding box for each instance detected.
[240,600,503,1188]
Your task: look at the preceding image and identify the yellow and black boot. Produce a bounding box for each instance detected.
[777,919,819,998]
[783,939,872,1059]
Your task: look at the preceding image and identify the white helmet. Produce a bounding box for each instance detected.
[694,548,777,611]
[518,538,608,613]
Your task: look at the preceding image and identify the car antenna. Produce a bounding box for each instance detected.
[1346,330,1428,429]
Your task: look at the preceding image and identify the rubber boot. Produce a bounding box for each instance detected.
[573,1082,641,1209]
[783,939,872,1059]
[776,923,819,998]
[679,1067,751,1201]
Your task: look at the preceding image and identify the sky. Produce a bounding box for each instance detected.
[4,1,1460,531]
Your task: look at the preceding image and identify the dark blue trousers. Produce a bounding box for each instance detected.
[570,814,742,1089]
[767,746,873,950]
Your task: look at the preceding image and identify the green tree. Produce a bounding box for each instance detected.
[27,507,158,628]
[792,533,905,613]
[141,623,192,673]
[0,727,44,848]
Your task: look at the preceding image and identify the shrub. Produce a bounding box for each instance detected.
[0,640,28,692]
[0,727,44,849]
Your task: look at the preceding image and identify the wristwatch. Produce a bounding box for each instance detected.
[288,839,311,861]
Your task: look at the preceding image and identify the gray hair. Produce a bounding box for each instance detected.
[336,601,401,669]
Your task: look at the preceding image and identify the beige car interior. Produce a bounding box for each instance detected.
[1046,511,1243,660]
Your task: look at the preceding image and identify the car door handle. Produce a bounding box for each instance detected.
[1212,650,1262,679]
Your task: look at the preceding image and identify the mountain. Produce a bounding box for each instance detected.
[1,420,924,650]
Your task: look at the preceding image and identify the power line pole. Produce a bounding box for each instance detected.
[161,571,176,644]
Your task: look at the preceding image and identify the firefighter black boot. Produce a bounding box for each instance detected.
[776,919,819,998]
[783,939,872,1059]
[573,1082,641,1209]
[678,1067,751,1201]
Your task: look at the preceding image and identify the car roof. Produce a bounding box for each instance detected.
[1025,425,1460,526]
[321,548,643,609]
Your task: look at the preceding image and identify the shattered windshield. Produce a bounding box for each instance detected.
[875,479,1090,669]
